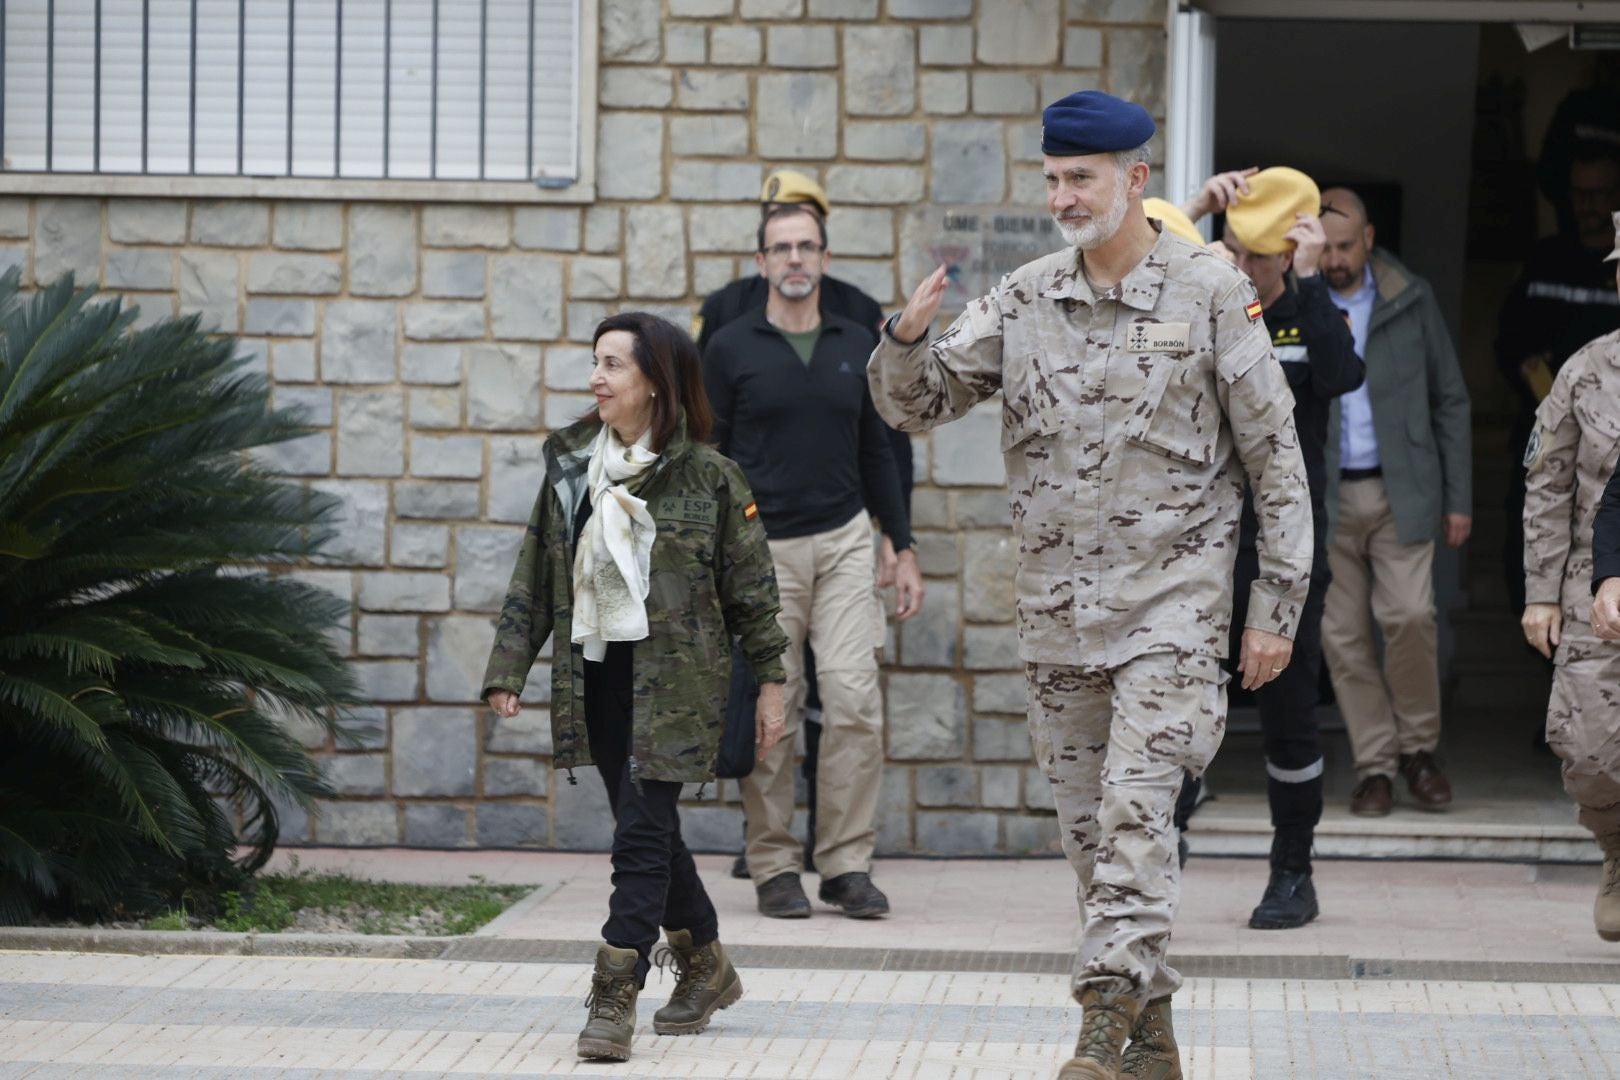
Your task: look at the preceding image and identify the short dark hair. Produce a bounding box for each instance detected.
[757,204,829,253]
[588,312,714,451]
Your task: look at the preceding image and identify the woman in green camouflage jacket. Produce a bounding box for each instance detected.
[481,312,789,1062]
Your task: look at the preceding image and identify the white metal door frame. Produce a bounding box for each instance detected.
[1162,0,1620,210]
[1163,6,1218,228]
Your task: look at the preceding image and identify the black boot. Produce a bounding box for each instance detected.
[1248,828,1319,930]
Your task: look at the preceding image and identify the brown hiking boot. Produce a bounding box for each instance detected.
[1597,857,1620,943]
[1058,988,1139,1079]
[577,943,640,1061]
[652,929,744,1035]
[1121,996,1182,1078]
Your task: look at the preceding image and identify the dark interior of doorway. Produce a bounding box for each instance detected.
[1189,19,1617,834]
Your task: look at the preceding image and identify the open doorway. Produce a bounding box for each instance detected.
[1172,9,1620,856]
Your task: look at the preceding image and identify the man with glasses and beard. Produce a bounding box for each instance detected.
[704,203,919,922]
[871,90,1312,1079]
[697,171,923,884]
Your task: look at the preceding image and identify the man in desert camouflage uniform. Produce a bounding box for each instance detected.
[870,91,1312,1079]
[1522,209,1620,944]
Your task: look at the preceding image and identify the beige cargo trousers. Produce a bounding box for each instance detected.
[740,511,885,884]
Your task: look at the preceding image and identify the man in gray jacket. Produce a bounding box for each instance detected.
[1318,187,1473,817]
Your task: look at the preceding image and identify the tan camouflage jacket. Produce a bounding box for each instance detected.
[869,228,1313,668]
[481,415,789,783]
[1524,329,1620,627]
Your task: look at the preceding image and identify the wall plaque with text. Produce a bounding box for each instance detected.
[900,205,1067,318]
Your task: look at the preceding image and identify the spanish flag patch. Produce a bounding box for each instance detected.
[744,502,758,520]
[1244,299,1264,322]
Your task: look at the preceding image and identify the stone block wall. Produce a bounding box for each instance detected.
[0,0,1169,854]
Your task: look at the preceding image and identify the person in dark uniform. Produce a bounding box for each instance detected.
[1179,167,1364,929]
[695,169,921,880]
[1496,87,1620,618]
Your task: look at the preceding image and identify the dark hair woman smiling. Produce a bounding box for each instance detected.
[481,312,788,1062]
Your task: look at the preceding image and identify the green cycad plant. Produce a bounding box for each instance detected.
[0,269,359,922]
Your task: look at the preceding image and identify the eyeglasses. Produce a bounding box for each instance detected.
[760,240,825,258]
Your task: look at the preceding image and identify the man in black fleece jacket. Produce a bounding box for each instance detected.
[705,204,921,921]
[700,170,919,884]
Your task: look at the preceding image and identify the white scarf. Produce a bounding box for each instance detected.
[571,424,659,661]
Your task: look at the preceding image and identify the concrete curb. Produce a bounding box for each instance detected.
[0,926,451,960]
[9,928,1620,987]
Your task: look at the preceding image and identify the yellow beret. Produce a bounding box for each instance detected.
[1142,198,1204,246]
[761,169,830,217]
[1225,167,1321,255]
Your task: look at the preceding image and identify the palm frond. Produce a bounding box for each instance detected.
[0,278,360,920]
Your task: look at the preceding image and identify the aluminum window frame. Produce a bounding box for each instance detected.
[0,0,597,203]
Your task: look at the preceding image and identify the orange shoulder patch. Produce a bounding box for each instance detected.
[744,502,758,520]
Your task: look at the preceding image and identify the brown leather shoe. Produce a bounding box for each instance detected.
[1399,752,1453,810]
[1349,774,1393,816]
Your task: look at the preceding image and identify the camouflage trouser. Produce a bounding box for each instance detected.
[1548,631,1620,843]
[1026,651,1228,1008]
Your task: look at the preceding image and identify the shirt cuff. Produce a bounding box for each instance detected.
[1245,580,1305,641]
[883,313,928,348]
[1525,575,1563,606]
[750,654,787,686]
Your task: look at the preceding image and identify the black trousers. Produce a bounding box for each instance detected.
[585,647,719,984]
[1227,544,1329,869]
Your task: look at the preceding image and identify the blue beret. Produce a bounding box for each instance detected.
[1040,91,1155,156]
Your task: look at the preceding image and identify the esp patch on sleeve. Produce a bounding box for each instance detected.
[656,495,719,528]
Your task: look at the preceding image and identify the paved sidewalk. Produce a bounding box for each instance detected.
[267,848,1620,968]
[2,951,1618,1078]
[3,851,1618,1078]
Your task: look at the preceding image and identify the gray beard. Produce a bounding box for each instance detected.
[1054,186,1129,251]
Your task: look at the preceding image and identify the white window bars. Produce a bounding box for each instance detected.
[0,0,579,187]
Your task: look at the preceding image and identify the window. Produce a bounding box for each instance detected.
[0,0,588,196]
